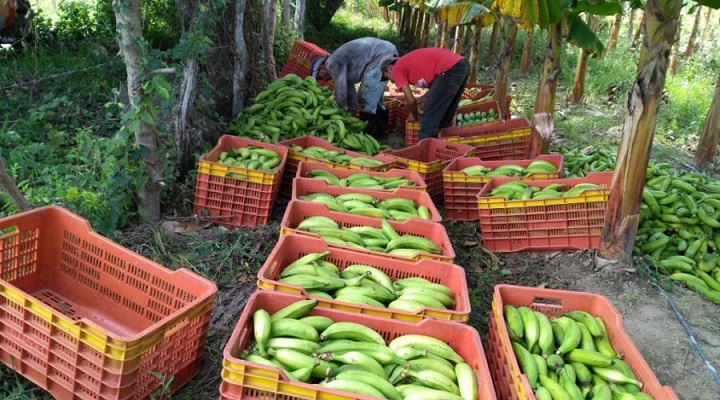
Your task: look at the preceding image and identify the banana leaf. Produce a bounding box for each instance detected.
[378,0,395,6]
[434,1,491,26]
[572,0,623,16]
[566,13,605,57]
[694,0,719,8]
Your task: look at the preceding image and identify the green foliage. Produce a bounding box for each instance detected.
[274,23,300,74]
[141,0,182,49]
[305,7,401,52]
[55,1,97,41]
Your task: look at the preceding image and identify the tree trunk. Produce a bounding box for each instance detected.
[530,22,562,155]
[599,0,682,261]
[435,19,442,47]
[174,0,203,178]
[469,18,482,82]
[421,11,431,47]
[233,0,249,115]
[668,21,681,75]
[698,7,714,53]
[282,0,291,25]
[683,6,702,58]
[566,16,598,104]
[0,157,33,211]
[494,16,517,114]
[412,8,422,46]
[400,4,409,37]
[294,0,305,38]
[694,74,720,170]
[607,12,622,50]
[632,11,644,46]
[306,0,343,30]
[627,8,635,41]
[383,6,389,22]
[440,21,449,48]
[519,29,533,77]
[263,0,278,80]
[407,7,415,42]
[113,0,164,221]
[453,24,466,54]
[487,19,499,61]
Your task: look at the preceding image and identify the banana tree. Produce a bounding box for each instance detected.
[433,1,493,79]
[566,15,600,104]
[693,74,720,169]
[683,4,703,57]
[599,0,720,260]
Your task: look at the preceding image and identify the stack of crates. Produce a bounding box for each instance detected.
[487,284,679,400]
[0,206,217,400]
[440,118,534,161]
[278,40,329,79]
[381,138,476,203]
[442,154,564,221]
[193,135,289,227]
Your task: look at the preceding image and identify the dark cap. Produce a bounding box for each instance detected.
[310,56,329,79]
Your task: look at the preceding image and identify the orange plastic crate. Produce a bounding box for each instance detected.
[476,172,613,252]
[439,118,533,161]
[295,161,428,192]
[405,120,420,147]
[278,136,396,196]
[219,291,496,400]
[442,154,564,221]
[193,174,283,227]
[381,138,476,202]
[278,40,330,79]
[256,235,469,321]
[280,200,455,263]
[487,284,679,400]
[197,135,289,185]
[292,178,442,222]
[0,206,217,400]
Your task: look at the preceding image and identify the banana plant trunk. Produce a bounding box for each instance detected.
[469,18,483,82]
[694,74,720,170]
[408,7,417,42]
[683,6,702,58]
[519,29,533,77]
[599,0,683,261]
[566,49,590,104]
[487,18,499,61]
[421,11,431,47]
[494,15,517,114]
[439,20,448,48]
[607,13,622,50]
[112,0,164,221]
[632,11,644,45]
[414,10,424,47]
[530,22,563,156]
[627,8,635,41]
[453,25,466,54]
[668,22,681,75]
[699,7,714,53]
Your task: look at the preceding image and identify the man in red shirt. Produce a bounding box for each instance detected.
[381,48,469,140]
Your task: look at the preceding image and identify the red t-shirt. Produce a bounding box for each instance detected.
[392,48,464,89]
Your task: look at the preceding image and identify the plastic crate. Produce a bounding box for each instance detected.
[256,235,469,321]
[280,200,455,263]
[454,100,506,126]
[219,291,496,400]
[198,135,289,185]
[405,120,420,147]
[462,83,495,100]
[442,154,564,221]
[278,40,330,79]
[292,178,442,222]
[383,96,399,131]
[381,138,476,202]
[440,118,533,161]
[0,206,217,400]
[475,172,613,252]
[487,284,679,400]
[278,136,397,197]
[295,161,428,192]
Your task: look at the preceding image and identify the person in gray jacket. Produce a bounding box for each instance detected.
[310,37,398,137]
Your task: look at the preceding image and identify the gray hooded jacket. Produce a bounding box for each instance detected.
[323,38,398,114]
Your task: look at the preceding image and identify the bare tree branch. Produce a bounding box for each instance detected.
[0,157,33,212]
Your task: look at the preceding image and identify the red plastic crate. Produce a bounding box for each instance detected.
[219,291,496,400]
[296,161,428,192]
[442,154,564,221]
[0,206,217,400]
[487,284,679,400]
[291,178,442,222]
[440,118,533,161]
[256,235,469,321]
[476,172,613,252]
[197,135,289,185]
[454,100,506,126]
[278,136,396,197]
[278,40,330,79]
[381,138,476,202]
[383,96,399,131]
[405,120,420,147]
[280,200,455,263]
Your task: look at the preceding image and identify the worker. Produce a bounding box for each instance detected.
[381,48,470,140]
[310,37,398,138]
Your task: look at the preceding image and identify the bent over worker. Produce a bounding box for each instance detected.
[310,37,398,137]
[381,48,470,140]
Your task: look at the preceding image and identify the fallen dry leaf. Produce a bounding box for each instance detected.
[161,219,212,234]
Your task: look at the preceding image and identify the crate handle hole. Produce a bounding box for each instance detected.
[531,297,562,307]
[0,225,18,238]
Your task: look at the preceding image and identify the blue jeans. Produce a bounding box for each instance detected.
[419,58,470,140]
